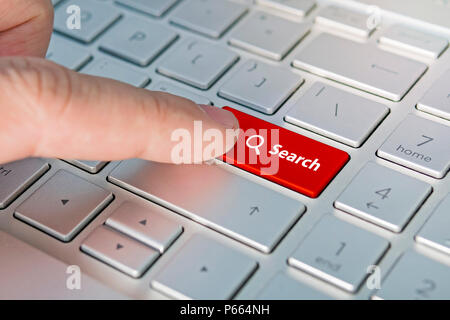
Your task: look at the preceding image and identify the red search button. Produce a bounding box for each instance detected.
[222,107,349,198]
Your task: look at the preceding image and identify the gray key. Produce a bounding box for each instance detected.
[15,170,113,242]
[106,202,183,253]
[377,114,450,178]
[150,81,212,105]
[315,5,374,38]
[54,0,121,44]
[157,39,238,89]
[81,225,159,278]
[257,0,316,17]
[81,58,150,87]
[379,25,448,59]
[288,215,389,292]
[108,159,305,253]
[99,17,178,67]
[65,160,108,174]
[115,0,179,17]
[229,11,309,60]
[46,35,92,70]
[335,162,431,232]
[152,234,257,299]
[416,194,450,255]
[52,0,62,5]
[285,82,388,147]
[0,159,49,209]
[170,0,247,38]
[373,251,450,300]
[218,60,303,114]
[257,273,332,300]
[417,69,450,121]
[293,33,427,101]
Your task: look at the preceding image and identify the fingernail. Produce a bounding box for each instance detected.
[198,104,239,129]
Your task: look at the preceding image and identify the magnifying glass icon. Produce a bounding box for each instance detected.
[246,135,265,155]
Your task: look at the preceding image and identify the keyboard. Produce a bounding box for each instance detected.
[0,0,449,299]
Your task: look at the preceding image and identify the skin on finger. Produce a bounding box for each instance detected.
[0,57,239,164]
[0,0,54,57]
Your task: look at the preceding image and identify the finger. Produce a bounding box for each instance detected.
[0,0,53,57]
[0,57,239,164]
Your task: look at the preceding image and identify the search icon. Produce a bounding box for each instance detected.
[246,135,265,155]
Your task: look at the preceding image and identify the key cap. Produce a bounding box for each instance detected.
[152,235,257,299]
[229,11,309,60]
[106,202,182,253]
[257,273,332,299]
[65,160,108,174]
[52,0,62,6]
[288,215,389,292]
[0,231,126,299]
[417,69,450,121]
[81,225,159,278]
[81,58,150,87]
[293,33,427,101]
[373,251,450,300]
[222,107,349,198]
[170,0,247,38]
[377,114,450,178]
[115,0,179,17]
[108,159,304,253]
[257,0,316,18]
[99,16,178,67]
[150,81,212,105]
[46,35,92,70]
[335,162,431,232]
[379,25,448,59]
[416,194,450,255]
[15,170,113,242]
[0,159,49,209]
[157,39,238,89]
[54,0,121,44]
[315,5,374,38]
[285,82,388,147]
[218,60,303,114]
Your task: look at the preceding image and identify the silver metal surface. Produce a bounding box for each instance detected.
[46,35,92,70]
[377,114,450,179]
[417,69,450,121]
[257,0,316,18]
[285,82,388,147]
[218,60,303,114]
[115,0,179,17]
[65,160,109,174]
[335,162,432,232]
[106,202,183,253]
[150,81,212,105]
[81,225,159,278]
[152,234,257,299]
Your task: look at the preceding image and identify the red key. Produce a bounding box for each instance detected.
[222,107,349,198]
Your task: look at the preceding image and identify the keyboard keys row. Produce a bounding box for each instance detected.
[293,33,427,101]
[108,159,304,253]
[285,82,389,148]
[417,69,450,121]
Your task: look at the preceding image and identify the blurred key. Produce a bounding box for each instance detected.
[65,160,108,174]
[81,58,150,87]
[157,39,238,89]
[152,235,257,299]
[100,17,178,67]
[52,0,62,5]
[218,60,303,114]
[257,0,316,18]
[285,82,388,147]
[170,0,247,38]
[377,114,450,178]
[288,215,389,292]
[417,69,450,121]
[54,0,121,43]
[0,159,49,209]
[293,33,427,101]
[229,11,309,60]
[335,162,432,232]
[374,251,450,300]
[151,81,212,105]
[416,194,450,255]
[115,0,179,17]
[81,225,159,278]
[46,35,92,70]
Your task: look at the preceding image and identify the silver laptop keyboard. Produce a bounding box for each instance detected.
[0,0,449,299]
